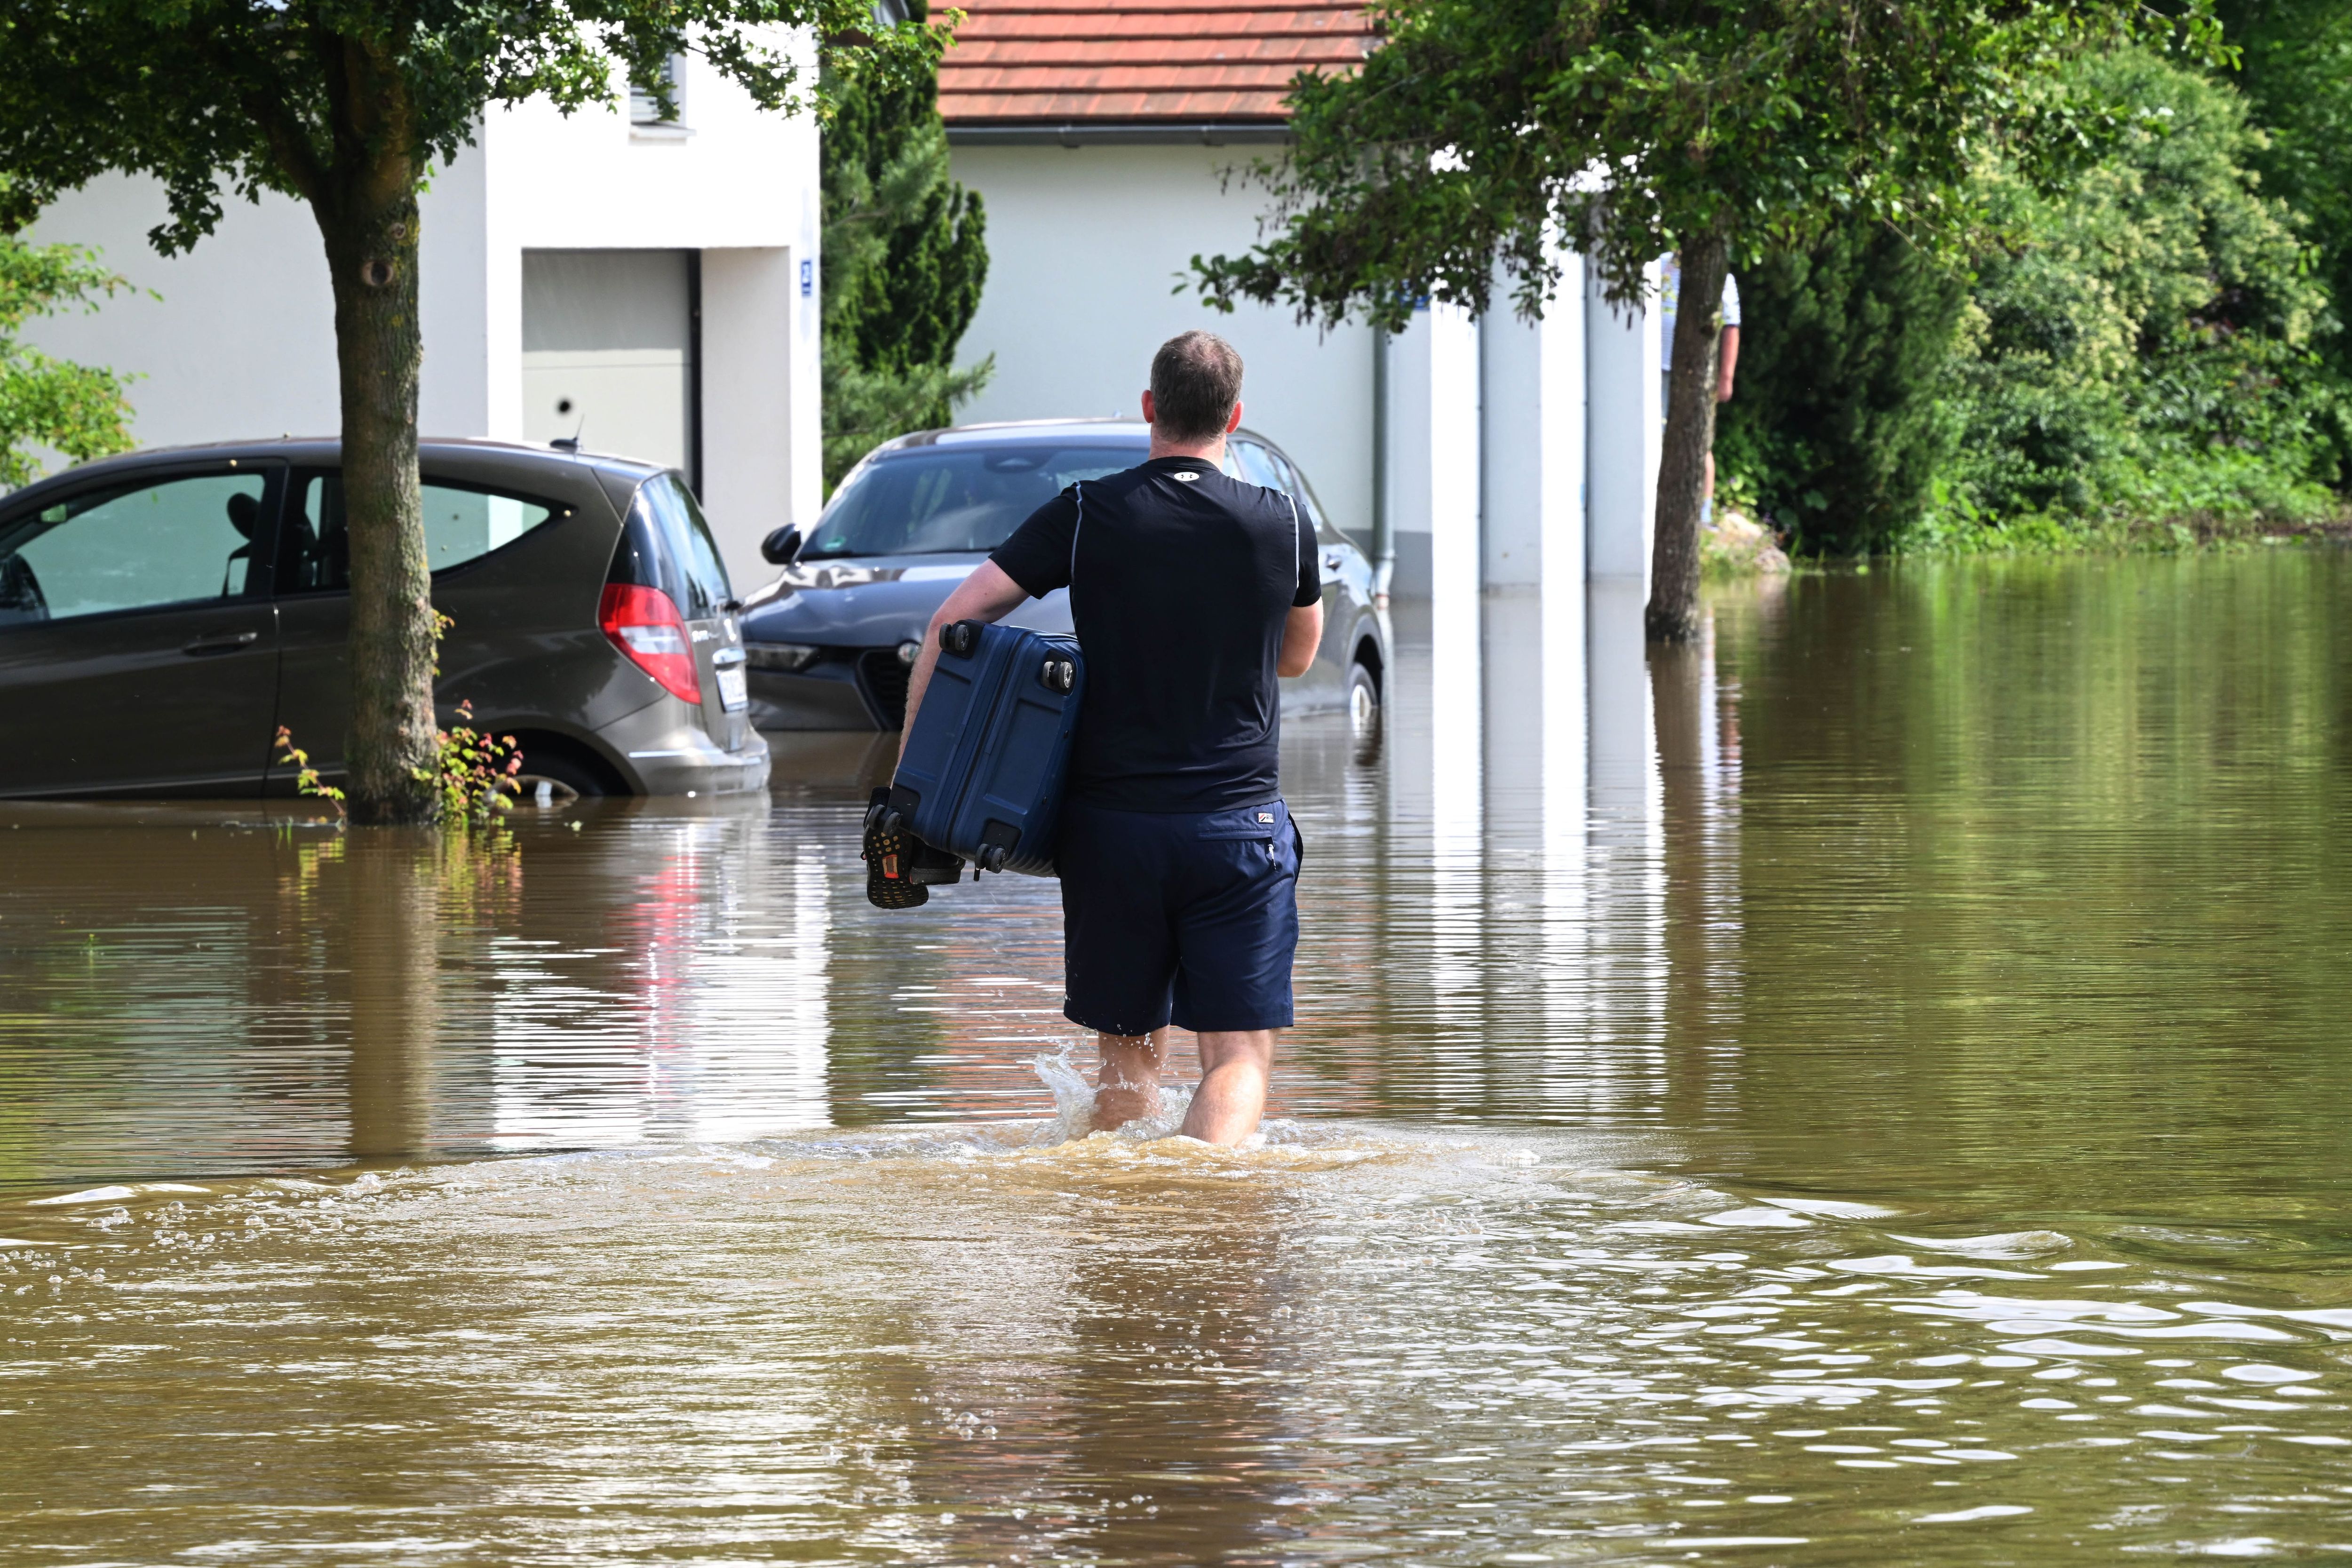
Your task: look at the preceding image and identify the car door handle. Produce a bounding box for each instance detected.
[1323,553,1344,570]
[182,629,260,656]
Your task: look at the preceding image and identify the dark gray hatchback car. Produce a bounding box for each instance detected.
[739,419,1389,750]
[0,438,768,799]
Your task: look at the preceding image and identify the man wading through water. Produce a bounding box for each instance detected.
[896,331,1322,1146]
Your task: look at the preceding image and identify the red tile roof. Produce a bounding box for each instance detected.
[938,1,1377,127]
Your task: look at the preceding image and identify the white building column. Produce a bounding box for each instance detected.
[1381,302,1483,832]
[699,247,796,588]
[1478,252,1588,857]
[1584,259,1662,590]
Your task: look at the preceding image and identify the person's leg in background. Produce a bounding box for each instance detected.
[1705,320,1740,522]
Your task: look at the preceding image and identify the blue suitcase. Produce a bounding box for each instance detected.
[885,620,1084,876]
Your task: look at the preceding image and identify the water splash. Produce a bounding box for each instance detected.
[1031,1043,1198,1145]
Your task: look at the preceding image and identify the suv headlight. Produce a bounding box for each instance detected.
[744,642,821,673]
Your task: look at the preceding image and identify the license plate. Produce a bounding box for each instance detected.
[715,665,748,712]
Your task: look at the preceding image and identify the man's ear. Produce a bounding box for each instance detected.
[1224,400,1244,434]
[1141,390,1157,426]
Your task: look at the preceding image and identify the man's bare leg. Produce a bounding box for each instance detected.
[1182,1030,1277,1146]
[1092,1029,1168,1132]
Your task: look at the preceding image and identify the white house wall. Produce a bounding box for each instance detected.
[946,143,1376,564]
[442,39,823,588]
[21,159,491,447]
[1480,251,1588,862]
[21,34,820,595]
[1584,260,1664,589]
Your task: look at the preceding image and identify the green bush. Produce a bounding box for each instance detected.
[2216,0,2352,470]
[1713,221,1968,555]
[1921,46,2337,543]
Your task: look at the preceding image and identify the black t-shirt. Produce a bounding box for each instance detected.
[991,455,1320,813]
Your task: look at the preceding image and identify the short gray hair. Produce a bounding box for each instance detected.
[1149,331,1245,441]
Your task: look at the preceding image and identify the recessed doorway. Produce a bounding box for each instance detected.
[521,249,701,487]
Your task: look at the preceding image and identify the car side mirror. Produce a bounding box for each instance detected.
[760,525,803,565]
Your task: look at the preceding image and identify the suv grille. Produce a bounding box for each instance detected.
[855,649,911,728]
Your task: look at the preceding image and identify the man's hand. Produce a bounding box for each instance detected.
[1278,600,1322,678]
[898,559,1034,763]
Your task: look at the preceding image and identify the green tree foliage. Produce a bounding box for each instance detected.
[0,0,936,821]
[820,8,989,490]
[0,228,135,488]
[2211,0,2352,459]
[1924,46,2333,541]
[1192,0,2208,638]
[1714,223,1970,554]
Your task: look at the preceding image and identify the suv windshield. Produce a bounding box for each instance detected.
[806,444,1144,560]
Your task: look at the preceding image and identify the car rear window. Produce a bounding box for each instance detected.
[281,474,562,592]
[609,473,734,618]
[806,444,1143,560]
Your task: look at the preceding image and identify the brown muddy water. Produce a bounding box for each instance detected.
[2,552,2348,1566]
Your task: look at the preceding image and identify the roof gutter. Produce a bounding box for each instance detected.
[944,122,1293,148]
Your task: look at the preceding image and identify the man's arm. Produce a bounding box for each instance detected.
[1717,324,1740,402]
[897,559,1033,764]
[1278,601,1322,678]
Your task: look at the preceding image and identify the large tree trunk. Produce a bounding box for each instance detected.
[317,159,438,824]
[1646,235,1729,645]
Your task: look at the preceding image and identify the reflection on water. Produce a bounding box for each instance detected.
[3,552,2349,1563]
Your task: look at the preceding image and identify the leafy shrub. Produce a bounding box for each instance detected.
[278,705,519,827]
[2216,0,2352,471]
[0,215,136,487]
[1919,46,2338,543]
[1714,220,1969,555]
[414,702,523,825]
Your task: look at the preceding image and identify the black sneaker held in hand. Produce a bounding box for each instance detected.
[862,787,965,909]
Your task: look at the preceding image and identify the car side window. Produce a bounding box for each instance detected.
[0,470,271,628]
[282,474,560,592]
[1268,449,1350,546]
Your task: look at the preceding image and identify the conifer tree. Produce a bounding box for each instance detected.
[1713,222,1969,555]
[821,1,990,489]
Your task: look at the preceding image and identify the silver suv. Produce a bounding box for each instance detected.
[0,438,769,798]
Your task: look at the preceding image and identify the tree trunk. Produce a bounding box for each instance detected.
[317,165,438,824]
[1646,235,1729,645]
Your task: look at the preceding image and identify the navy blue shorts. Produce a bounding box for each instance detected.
[1056,798,1303,1035]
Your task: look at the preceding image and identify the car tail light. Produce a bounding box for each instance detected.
[599,582,702,704]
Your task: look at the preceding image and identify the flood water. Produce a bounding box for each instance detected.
[3,551,2348,1565]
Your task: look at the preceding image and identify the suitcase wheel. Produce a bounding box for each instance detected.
[881,810,904,835]
[1041,657,1076,694]
[979,844,1009,874]
[942,621,982,658]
